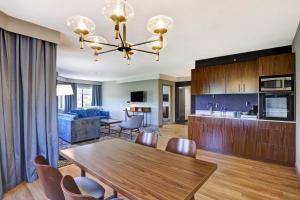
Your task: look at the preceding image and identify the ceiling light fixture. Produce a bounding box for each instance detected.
[67,0,173,65]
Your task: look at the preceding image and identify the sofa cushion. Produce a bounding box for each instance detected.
[86,109,99,117]
[71,109,88,118]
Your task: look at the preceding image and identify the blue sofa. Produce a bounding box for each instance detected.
[58,108,110,143]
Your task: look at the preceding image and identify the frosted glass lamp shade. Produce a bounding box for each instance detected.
[147,15,173,34]
[147,36,167,51]
[102,0,134,23]
[57,84,74,96]
[85,36,108,50]
[67,16,96,36]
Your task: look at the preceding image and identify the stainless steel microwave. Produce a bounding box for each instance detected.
[260,75,293,92]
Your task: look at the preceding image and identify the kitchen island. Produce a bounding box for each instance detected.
[188,115,295,166]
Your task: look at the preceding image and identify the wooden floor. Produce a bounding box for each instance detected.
[3,124,300,200]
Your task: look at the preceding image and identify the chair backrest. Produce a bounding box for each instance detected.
[126,115,144,129]
[165,138,197,158]
[61,175,97,200]
[135,132,158,148]
[33,155,65,200]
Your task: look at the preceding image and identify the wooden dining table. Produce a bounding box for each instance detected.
[60,139,217,200]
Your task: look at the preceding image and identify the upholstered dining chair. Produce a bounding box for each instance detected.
[34,155,105,200]
[165,138,197,158]
[119,115,144,140]
[61,175,122,200]
[135,132,158,148]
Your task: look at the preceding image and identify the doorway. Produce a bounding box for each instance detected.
[162,85,171,123]
[176,83,192,123]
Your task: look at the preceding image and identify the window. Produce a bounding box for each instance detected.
[58,95,65,111]
[77,85,93,108]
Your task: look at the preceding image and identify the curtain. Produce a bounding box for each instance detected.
[64,83,77,112]
[92,85,102,106]
[0,28,58,198]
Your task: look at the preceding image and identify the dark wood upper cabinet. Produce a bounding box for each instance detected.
[241,60,259,93]
[207,65,226,94]
[258,53,295,76]
[225,61,258,94]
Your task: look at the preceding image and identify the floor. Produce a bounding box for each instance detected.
[3,124,300,200]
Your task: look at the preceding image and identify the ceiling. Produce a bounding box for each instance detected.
[1,0,300,81]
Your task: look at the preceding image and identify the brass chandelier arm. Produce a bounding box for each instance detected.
[130,39,159,48]
[130,48,158,55]
[97,48,119,55]
[118,32,130,60]
[83,39,119,48]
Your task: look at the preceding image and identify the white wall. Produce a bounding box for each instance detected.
[102,80,160,126]
[292,21,300,172]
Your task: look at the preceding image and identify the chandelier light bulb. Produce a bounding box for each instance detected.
[85,36,107,51]
[67,16,96,36]
[147,36,167,51]
[103,0,134,23]
[147,15,173,35]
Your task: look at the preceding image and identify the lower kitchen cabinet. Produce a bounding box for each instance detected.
[188,116,296,166]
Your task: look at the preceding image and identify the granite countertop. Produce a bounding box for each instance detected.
[189,111,296,123]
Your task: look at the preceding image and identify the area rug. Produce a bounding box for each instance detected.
[58,125,160,168]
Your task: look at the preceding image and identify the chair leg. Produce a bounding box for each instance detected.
[119,128,122,137]
[130,129,133,140]
[113,190,118,198]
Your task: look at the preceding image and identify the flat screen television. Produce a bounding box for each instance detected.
[131,91,145,102]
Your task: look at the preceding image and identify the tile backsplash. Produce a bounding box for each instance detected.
[195,94,258,112]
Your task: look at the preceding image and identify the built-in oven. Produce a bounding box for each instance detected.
[260,75,293,92]
[259,93,294,121]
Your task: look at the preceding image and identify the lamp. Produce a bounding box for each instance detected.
[57,84,74,96]
[66,1,173,64]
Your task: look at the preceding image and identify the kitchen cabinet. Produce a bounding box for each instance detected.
[191,65,226,95]
[225,60,258,94]
[188,116,295,166]
[258,53,295,76]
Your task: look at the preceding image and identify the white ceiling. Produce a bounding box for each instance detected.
[1,0,300,81]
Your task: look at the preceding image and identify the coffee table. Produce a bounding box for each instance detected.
[101,118,122,135]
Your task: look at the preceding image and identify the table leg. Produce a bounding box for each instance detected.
[81,169,86,177]
[108,124,111,135]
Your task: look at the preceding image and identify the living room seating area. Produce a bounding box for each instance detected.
[58,108,110,143]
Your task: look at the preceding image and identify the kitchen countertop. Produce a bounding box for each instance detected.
[188,114,296,123]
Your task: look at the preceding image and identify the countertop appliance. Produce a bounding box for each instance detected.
[259,92,294,121]
[260,75,293,92]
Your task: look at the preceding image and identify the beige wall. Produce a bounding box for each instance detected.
[0,10,60,44]
[292,21,300,172]
[102,80,160,126]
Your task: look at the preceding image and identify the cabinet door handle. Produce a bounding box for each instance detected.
[238,84,241,92]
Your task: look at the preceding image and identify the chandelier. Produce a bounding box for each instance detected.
[67,0,173,65]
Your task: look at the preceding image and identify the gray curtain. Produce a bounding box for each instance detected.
[64,83,77,112]
[92,85,102,106]
[0,28,58,198]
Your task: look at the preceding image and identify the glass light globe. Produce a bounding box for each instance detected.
[147,36,167,51]
[85,36,107,50]
[67,16,96,36]
[102,0,134,23]
[147,15,173,34]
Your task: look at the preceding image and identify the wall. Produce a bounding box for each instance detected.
[102,80,160,126]
[0,11,60,44]
[195,94,258,112]
[292,22,300,173]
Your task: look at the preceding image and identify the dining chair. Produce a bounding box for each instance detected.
[119,115,144,140]
[135,132,158,148]
[165,138,197,158]
[34,155,105,200]
[61,175,122,200]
